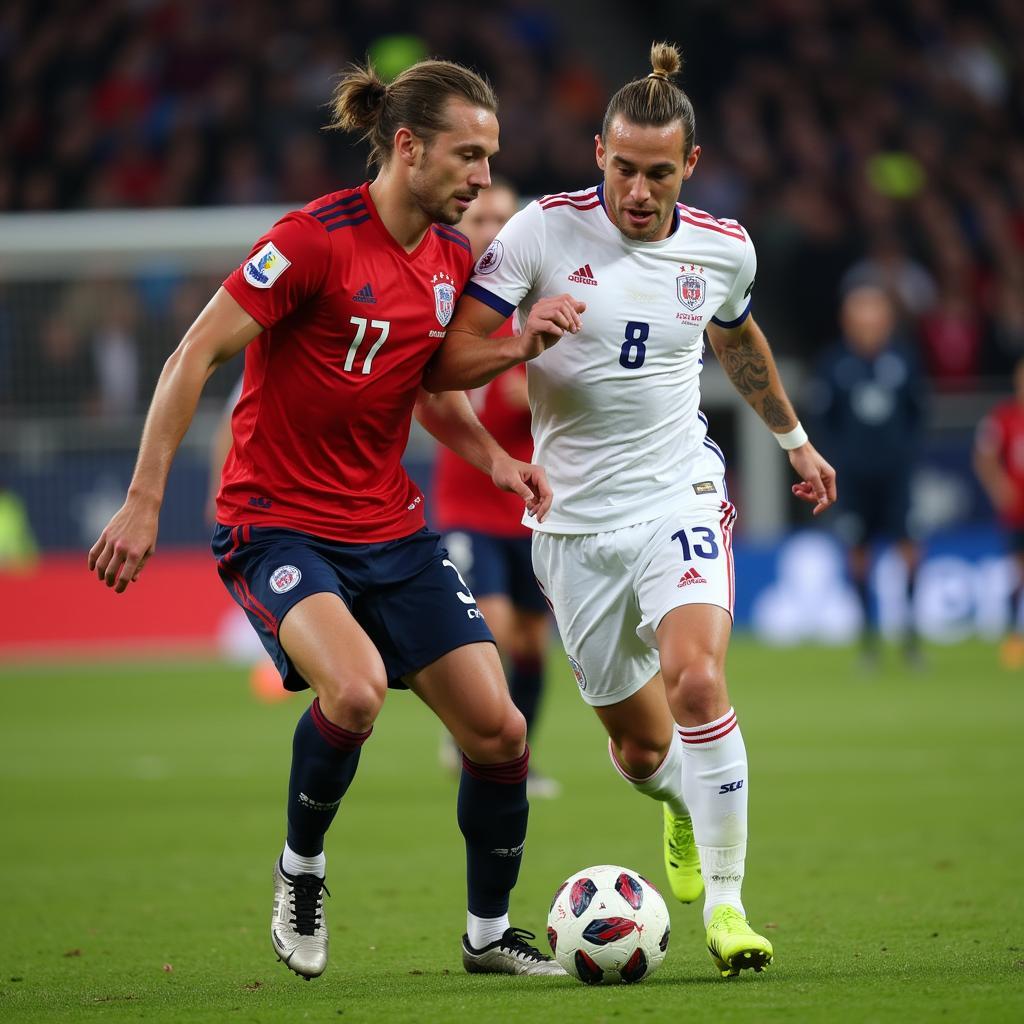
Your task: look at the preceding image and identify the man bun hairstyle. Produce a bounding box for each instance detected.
[328,58,497,170]
[602,41,696,157]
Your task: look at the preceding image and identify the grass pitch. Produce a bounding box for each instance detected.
[1,639,1022,1023]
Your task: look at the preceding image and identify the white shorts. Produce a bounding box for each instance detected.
[532,498,737,707]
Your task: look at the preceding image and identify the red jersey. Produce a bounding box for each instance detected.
[433,320,534,537]
[217,183,473,542]
[977,400,1024,527]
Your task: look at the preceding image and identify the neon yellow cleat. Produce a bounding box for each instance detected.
[662,804,703,903]
[705,905,774,978]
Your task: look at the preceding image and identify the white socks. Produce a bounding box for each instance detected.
[282,843,326,879]
[607,734,689,818]
[678,708,749,926]
[467,912,510,949]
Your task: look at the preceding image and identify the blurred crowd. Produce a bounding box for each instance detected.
[1,0,1023,419]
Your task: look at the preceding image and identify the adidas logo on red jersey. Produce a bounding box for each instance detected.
[568,263,598,286]
[353,282,376,303]
[676,567,707,588]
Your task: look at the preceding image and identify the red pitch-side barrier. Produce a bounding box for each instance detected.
[0,552,236,660]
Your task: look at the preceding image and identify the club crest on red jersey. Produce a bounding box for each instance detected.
[676,271,706,311]
[432,271,456,327]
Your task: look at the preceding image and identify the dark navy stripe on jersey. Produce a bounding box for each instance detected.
[703,440,726,470]
[431,225,472,252]
[710,298,752,329]
[318,203,367,225]
[311,193,365,219]
[325,214,371,232]
[463,281,515,318]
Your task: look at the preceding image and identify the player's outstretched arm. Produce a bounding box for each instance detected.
[88,289,263,592]
[414,388,552,522]
[973,420,1013,513]
[423,293,585,393]
[706,316,837,516]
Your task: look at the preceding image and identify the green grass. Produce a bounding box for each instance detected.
[2,639,1022,1023]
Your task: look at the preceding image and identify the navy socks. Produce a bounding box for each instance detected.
[458,747,530,917]
[286,698,371,857]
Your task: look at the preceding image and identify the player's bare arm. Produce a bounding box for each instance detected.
[706,316,837,516]
[423,293,586,393]
[88,288,263,592]
[973,430,1013,511]
[414,388,552,521]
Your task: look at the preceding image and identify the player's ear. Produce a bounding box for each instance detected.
[594,134,606,171]
[394,127,419,169]
[681,144,701,182]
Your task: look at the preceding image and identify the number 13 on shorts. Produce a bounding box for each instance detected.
[645,500,738,624]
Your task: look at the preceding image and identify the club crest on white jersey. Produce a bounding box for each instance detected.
[676,270,706,310]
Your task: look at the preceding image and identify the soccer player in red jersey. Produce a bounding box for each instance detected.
[432,180,558,797]
[88,59,567,979]
[975,356,1024,666]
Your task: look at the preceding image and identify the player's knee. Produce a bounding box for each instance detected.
[315,672,387,732]
[667,658,727,722]
[462,704,527,764]
[615,734,670,779]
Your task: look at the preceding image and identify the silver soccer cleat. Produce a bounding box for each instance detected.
[271,860,329,979]
[462,927,567,976]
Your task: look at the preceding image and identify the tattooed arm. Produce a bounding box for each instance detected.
[706,316,837,515]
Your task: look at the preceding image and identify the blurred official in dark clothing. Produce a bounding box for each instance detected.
[809,285,927,666]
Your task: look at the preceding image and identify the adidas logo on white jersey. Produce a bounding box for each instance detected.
[568,263,598,286]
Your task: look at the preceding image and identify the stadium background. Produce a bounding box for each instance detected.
[1,0,1020,656]
[2,4,1024,1023]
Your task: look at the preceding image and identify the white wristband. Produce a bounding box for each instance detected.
[774,422,808,450]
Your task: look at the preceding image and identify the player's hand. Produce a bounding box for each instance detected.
[490,455,553,523]
[520,294,586,359]
[989,476,1015,513]
[788,442,837,516]
[87,497,160,593]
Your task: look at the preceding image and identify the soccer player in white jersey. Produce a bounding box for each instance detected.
[424,41,837,978]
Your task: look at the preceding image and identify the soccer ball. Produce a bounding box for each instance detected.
[546,864,670,984]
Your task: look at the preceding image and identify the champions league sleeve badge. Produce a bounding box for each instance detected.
[475,239,503,275]
[245,242,291,289]
[432,271,456,327]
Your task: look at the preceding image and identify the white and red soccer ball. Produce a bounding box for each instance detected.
[546,864,670,984]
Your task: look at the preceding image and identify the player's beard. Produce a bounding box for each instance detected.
[613,199,671,242]
[409,166,473,226]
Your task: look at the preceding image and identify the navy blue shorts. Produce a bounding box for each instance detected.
[440,529,548,614]
[212,524,494,692]
[834,469,914,546]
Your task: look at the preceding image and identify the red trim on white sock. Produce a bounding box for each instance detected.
[677,708,737,745]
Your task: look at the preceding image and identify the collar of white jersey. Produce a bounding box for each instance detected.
[596,183,682,244]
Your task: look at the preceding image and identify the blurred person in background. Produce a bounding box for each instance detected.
[809,284,927,668]
[89,57,566,982]
[431,178,558,799]
[0,478,38,573]
[974,357,1024,667]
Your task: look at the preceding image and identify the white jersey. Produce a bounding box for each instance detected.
[465,184,756,534]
